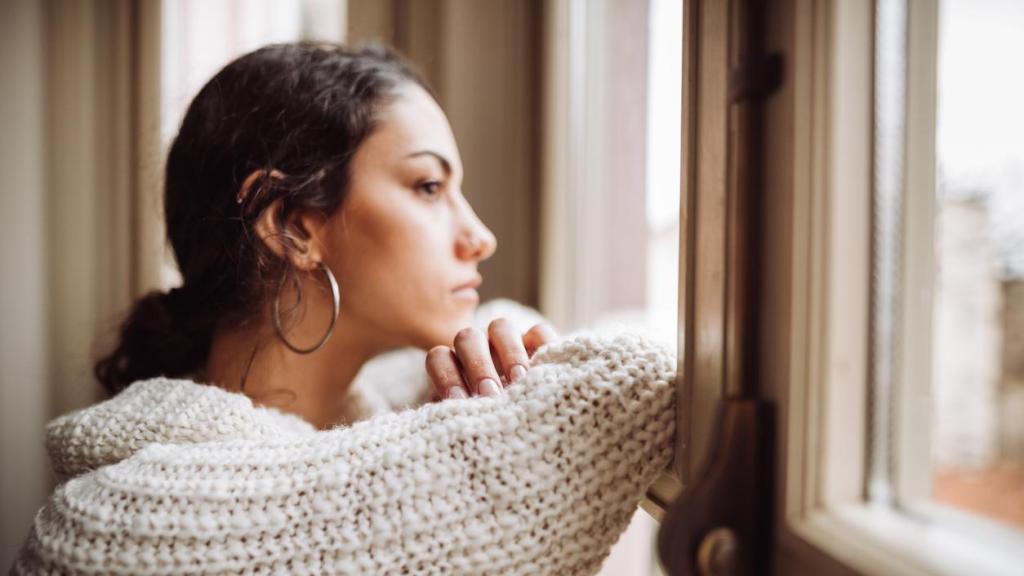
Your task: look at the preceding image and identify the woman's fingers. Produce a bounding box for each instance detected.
[523,323,558,358]
[452,327,504,397]
[426,346,468,400]
[487,318,532,387]
[426,320,560,402]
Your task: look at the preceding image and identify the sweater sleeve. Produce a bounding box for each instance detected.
[14,332,676,576]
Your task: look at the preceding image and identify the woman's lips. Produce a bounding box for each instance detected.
[452,274,482,302]
[452,287,480,302]
[452,274,482,292]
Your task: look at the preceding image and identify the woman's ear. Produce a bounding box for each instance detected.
[242,170,327,272]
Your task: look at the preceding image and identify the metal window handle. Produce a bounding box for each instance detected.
[657,398,775,575]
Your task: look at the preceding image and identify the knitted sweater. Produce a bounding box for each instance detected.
[12,331,676,575]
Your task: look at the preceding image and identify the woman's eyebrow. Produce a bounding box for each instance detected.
[405,150,452,176]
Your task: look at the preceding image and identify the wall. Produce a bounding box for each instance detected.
[0,0,49,567]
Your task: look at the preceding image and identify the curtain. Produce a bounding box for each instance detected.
[0,0,163,566]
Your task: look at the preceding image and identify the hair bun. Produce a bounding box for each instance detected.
[94,286,213,396]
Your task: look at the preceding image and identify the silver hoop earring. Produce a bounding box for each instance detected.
[273,262,340,354]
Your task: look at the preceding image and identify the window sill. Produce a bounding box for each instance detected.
[789,503,1024,576]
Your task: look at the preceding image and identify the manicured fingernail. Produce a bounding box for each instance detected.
[479,378,502,397]
[447,386,468,399]
[510,364,527,383]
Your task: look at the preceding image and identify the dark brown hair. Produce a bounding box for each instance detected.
[94,42,430,396]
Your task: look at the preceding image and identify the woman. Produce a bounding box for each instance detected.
[13,43,676,575]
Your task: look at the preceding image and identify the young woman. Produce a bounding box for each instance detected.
[13,43,677,575]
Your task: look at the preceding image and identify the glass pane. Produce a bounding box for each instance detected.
[930,0,1024,530]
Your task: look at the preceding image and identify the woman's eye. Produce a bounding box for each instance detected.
[416,180,442,198]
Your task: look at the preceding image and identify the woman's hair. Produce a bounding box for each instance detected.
[95,42,430,396]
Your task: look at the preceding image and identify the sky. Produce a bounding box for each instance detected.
[937,0,1024,278]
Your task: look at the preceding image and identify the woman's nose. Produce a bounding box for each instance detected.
[456,212,497,262]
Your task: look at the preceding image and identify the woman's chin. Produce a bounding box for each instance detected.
[439,313,478,344]
[409,324,466,351]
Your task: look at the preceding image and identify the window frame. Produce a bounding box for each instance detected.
[773,1,1024,574]
[641,0,728,518]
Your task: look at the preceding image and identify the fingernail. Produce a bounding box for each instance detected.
[510,364,527,384]
[479,378,502,397]
[447,386,468,399]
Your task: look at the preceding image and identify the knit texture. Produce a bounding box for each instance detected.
[13,331,676,575]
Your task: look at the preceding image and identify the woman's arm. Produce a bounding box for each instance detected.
[15,332,676,575]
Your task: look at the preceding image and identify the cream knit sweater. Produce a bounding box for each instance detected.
[12,330,676,575]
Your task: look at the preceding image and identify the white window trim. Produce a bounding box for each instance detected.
[794,504,1023,576]
[893,0,937,510]
[780,1,1024,574]
[539,0,610,334]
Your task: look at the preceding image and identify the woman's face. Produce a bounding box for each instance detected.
[318,83,497,351]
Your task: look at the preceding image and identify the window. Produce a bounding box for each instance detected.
[772,0,1024,573]
[870,0,1024,544]
[925,0,1024,530]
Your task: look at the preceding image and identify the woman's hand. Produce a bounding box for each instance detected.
[426,320,558,400]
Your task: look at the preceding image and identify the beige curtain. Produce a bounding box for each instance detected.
[0,0,163,566]
[46,0,164,415]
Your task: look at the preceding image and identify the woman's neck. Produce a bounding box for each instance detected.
[203,320,386,430]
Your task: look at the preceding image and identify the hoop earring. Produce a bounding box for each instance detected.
[273,262,340,354]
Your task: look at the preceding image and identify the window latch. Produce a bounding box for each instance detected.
[657,398,775,575]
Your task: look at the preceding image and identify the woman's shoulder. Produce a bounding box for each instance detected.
[45,376,316,482]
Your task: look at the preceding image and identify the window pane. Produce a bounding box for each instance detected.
[930,0,1024,530]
